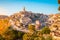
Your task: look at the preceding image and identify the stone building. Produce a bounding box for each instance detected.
[35,20,41,30]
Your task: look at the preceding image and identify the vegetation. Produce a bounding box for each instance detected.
[0,19,52,40]
[0,35,5,40]
[23,25,52,40]
[0,26,24,40]
[28,24,35,31]
[0,19,10,35]
[0,23,52,40]
[58,0,60,4]
[45,35,52,40]
[41,27,51,34]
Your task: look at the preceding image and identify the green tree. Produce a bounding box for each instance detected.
[3,29,16,40]
[34,37,45,40]
[0,35,4,40]
[36,31,42,37]
[28,24,35,31]
[41,27,51,34]
[3,27,24,40]
[58,6,60,11]
[58,0,60,11]
[23,33,32,40]
[45,36,52,40]
[58,0,60,4]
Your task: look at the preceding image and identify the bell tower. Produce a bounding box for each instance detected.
[23,7,26,12]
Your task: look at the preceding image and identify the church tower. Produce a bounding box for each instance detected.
[23,7,26,12]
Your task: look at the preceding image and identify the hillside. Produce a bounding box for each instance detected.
[0,9,60,40]
[10,9,49,28]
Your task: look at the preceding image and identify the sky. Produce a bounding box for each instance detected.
[0,0,58,16]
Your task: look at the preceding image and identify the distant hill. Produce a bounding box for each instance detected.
[0,15,8,19]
